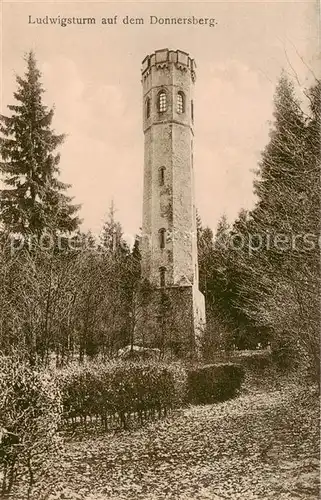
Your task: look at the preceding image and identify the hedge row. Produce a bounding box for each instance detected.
[55,361,187,430]
[53,361,244,430]
[187,363,245,405]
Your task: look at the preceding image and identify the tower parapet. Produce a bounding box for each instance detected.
[141,49,196,82]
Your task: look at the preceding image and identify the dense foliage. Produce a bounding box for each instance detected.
[198,76,320,382]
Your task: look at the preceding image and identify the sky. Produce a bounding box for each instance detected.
[1,0,319,243]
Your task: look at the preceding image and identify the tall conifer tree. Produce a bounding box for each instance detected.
[0,51,80,237]
[99,200,129,256]
[252,73,306,238]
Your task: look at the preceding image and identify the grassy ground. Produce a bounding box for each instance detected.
[33,378,319,500]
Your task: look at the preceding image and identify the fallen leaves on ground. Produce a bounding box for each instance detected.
[30,384,320,499]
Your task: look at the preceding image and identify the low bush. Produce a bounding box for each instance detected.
[186,363,245,405]
[240,350,273,371]
[0,354,62,498]
[55,361,187,430]
[270,337,300,372]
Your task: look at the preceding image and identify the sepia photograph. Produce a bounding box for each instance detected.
[0,0,320,498]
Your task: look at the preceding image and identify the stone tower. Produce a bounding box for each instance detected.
[136,48,205,356]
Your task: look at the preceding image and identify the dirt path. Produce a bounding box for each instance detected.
[38,385,319,500]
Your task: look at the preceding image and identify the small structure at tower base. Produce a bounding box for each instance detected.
[135,283,205,358]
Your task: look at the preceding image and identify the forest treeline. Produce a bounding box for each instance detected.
[0,52,319,380]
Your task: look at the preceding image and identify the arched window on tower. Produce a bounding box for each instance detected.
[159,267,166,288]
[159,228,166,249]
[177,91,185,114]
[159,166,165,186]
[146,97,150,118]
[191,100,194,122]
[158,91,167,113]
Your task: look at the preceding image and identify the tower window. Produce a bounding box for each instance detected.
[191,100,194,122]
[159,228,166,249]
[158,91,167,112]
[146,97,150,118]
[159,267,166,288]
[177,91,185,114]
[159,166,165,186]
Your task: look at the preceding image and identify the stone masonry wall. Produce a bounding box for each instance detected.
[137,49,205,352]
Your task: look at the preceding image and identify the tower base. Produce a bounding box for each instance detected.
[134,283,205,359]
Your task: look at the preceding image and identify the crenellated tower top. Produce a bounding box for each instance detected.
[141,48,196,82]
